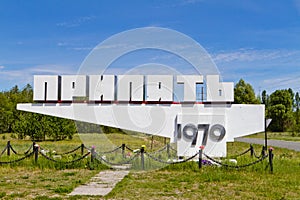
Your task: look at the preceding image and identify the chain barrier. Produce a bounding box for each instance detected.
[54,145,81,155]
[0,141,272,171]
[151,145,167,154]
[226,147,252,159]
[97,145,122,154]
[0,151,34,164]
[203,153,268,169]
[252,149,263,159]
[125,144,175,154]
[84,145,122,154]
[145,151,199,164]
[94,151,140,166]
[144,146,166,156]
[5,144,33,155]
[168,145,177,152]
[125,146,134,152]
[0,146,8,157]
[83,146,91,151]
[39,151,91,164]
[9,145,18,155]
[24,144,33,155]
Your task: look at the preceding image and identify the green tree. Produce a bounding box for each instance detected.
[261,90,269,105]
[268,89,294,132]
[294,92,300,133]
[234,79,260,104]
[1,84,76,140]
[13,112,76,141]
[288,88,295,108]
[0,85,22,133]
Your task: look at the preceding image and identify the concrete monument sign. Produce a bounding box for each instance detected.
[18,74,264,157]
[17,27,265,157]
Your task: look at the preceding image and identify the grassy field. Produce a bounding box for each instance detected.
[0,133,299,199]
[247,131,300,142]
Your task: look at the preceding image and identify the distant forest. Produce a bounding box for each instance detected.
[0,84,119,141]
[1,79,300,140]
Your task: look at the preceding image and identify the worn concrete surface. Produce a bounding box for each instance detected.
[69,170,129,196]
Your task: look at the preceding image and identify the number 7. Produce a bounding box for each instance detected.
[196,124,210,146]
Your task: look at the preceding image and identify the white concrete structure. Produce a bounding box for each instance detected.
[206,75,234,102]
[61,75,87,101]
[146,75,173,101]
[33,75,60,101]
[117,75,144,101]
[177,75,203,102]
[89,75,115,101]
[18,74,264,157]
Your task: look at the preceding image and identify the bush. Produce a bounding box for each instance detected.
[0,192,6,198]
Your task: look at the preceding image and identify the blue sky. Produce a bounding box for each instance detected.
[0,0,300,95]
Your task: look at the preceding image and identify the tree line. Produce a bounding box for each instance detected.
[0,80,299,140]
[0,84,120,141]
[0,84,75,140]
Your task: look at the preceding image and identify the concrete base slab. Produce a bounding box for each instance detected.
[69,170,129,196]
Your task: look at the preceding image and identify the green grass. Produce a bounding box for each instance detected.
[0,132,168,153]
[0,132,299,199]
[0,132,169,199]
[0,167,100,199]
[107,142,300,199]
[247,131,300,142]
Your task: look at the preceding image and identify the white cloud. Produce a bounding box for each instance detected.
[56,16,96,28]
[0,65,5,69]
[69,47,93,51]
[29,65,76,75]
[264,76,300,88]
[208,48,300,93]
[57,42,68,46]
[0,65,77,89]
[211,48,300,63]
[57,41,92,51]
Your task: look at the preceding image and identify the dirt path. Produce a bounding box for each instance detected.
[235,137,300,152]
[69,170,129,196]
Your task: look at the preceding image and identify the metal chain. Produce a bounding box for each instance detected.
[9,145,18,155]
[54,145,82,155]
[83,145,122,154]
[203,153,268,168]
[24,144,33,155]
[150,145,167,154]
[253,149,263,159]
[168,145,177,152]
[145,151,199,164]
[226,147,252,159]
[97,145,122,154]
[39,151,90,164]
[84,146,91,151]
[0,146,8,157]
[125,146,134,152]
[94,152,140,166]
[6,144,33,155]
[0,151,34,164]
